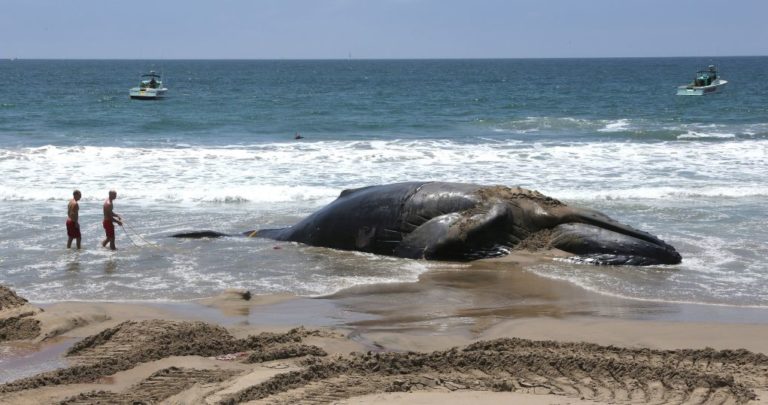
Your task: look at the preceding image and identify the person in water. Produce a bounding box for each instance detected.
[294,132,304,140]
[66,190,82,249]
[101,190,122,250]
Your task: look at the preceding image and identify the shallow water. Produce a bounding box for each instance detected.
[0,339,73,384]
[1,58,767,308]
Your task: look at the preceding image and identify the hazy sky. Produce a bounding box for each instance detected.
[2,0,767,59]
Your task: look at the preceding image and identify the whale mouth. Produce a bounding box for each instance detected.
[549,223,682,266]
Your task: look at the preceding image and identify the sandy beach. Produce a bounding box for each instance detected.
[2,253,768,404]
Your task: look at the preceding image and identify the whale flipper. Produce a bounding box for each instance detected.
[395,203,513,261]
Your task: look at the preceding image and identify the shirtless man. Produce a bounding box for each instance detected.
[66,190,82,249]
[101,190,122,250]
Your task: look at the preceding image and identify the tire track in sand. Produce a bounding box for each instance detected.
[222,338,766,404]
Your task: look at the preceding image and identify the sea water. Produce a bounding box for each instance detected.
[0,58,767,307]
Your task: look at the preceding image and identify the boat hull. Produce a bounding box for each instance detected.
[676,80,727,96]
[129,87,167,100]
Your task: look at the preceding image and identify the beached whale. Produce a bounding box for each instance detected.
[173,182,682,266]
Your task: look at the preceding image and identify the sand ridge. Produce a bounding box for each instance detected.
[0,286,29,310]
[0,320,330,395]
[2,287,768,404]
[221,338,765,404]
[0,285,41,342]
[58,367,242,404]
[4,319,766,404]
[0,311,40,342]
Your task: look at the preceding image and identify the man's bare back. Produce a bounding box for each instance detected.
[68,198,79,223]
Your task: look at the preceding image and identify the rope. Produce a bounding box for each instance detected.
[119,217,244,253]
[119,224,143,248]
[119,218,197,254]
[117,218,174,251]
[121,220,162,248]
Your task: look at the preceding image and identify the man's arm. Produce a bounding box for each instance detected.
[105,203,122,225]
[112,210,122,225]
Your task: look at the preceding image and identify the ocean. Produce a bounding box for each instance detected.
[0,57,767,307]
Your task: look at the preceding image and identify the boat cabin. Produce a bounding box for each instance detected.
[139,71,162,89]
[693,65,718,87]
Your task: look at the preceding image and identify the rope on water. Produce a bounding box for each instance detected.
[119,219,185,252]
[119,224,144,248]
[122,220,162,248]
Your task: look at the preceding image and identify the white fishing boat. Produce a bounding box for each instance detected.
[676,65,727,96]
[129,71,167,100]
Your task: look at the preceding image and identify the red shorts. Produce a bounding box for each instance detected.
[66,219,80,238]
[103,219,115,240]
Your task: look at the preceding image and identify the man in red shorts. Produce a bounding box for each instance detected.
[66,190,82,249]
[101,190,122,250]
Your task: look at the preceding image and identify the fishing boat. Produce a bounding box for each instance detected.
[676,65,727,96]
[129,71,167,100]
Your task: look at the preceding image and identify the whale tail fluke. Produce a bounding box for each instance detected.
[170,229,292,239]
[250,228,290,240]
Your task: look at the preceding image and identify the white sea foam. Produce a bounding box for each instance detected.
[597,119,631,132]
[2,139,768,205]
[678,131,736,139]
[551,185,768,201]
[487,116,767,139]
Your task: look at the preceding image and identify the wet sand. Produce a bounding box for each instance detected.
[2,253,768,404]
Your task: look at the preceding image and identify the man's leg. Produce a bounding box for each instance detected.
[76,237,81,249]
[67,237,73,248]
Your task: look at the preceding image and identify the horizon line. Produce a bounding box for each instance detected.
[4,55,767,61]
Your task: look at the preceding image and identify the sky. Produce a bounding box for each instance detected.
[2,0,767,59]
